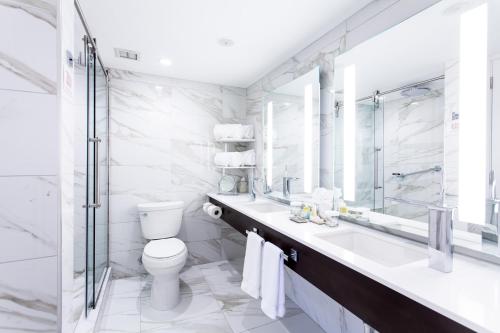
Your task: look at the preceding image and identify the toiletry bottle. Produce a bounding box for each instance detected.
[238,176,248,193]
[301,204,311,219]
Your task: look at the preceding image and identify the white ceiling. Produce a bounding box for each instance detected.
[79,0,371,88]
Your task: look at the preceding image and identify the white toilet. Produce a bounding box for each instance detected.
[138,201,187,310]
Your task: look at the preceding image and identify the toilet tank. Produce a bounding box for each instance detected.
[137,201,184,240]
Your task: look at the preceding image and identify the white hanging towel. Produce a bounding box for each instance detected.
[260,242,286,319]
[241,231,264,299]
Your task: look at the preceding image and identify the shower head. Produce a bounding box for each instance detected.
[400,86,431,98]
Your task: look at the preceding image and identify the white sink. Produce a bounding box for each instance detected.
[314,230,427,267]
[241,202,289,213]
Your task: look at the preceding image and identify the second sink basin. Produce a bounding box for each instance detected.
[314,230,427,267]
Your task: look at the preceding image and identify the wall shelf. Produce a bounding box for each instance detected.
[215,138,255,143]
[216,166,256,169]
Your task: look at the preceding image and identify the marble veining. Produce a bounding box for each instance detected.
[0,51,56,94]
[0,0,56,28]
[95,260,326,333]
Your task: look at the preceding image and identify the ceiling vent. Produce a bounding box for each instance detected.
[114,48,139,61]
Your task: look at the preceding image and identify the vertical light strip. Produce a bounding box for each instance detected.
[266,101,273,189]
[458,3,488,224]
[343,65,356,202]
[304,84,313,193]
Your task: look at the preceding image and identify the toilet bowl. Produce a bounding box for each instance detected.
[142,238,187,310]
[138,201,186,311]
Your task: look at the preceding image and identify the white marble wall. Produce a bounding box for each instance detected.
[0,0,58,332]
[244,1,441,332]
[383,85,445,222]
[108,69,247,278]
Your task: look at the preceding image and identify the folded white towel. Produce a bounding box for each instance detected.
[214,124,243,140]
[241,149,256,166]
[242,125,254,139]
[241,232,264,299]
[260,242,286,319]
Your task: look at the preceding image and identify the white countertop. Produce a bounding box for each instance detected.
[208,193,500,333]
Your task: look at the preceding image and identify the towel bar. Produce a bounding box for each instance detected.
[245,229,298,262]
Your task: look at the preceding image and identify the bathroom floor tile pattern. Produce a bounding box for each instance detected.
[95,259,325,333]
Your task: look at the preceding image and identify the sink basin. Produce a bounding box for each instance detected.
[314,230,427,267]
[241,202,289,213]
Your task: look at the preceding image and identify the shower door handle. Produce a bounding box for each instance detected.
[374,147,382,189]
[90,137,101,208]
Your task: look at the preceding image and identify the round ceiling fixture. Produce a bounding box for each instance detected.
[218,38,235,47]
[160,58,172,66]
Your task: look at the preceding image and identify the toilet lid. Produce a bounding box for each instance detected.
[144,238,186,259]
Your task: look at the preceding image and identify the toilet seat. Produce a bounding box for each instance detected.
[143,238,186,260]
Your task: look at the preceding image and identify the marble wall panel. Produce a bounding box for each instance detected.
[108,69,247,277]
[0,1,58,332]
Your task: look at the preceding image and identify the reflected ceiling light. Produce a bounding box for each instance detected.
[458,3,488,224]
[266,102,273,188]
[160,58,172,66]
[304,84,313,194]
[343,65,356,202]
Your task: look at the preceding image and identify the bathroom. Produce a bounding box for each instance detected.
[1,0,499,332]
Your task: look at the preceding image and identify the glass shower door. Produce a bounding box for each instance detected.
[94,60,109,299]
[85,38,109,312]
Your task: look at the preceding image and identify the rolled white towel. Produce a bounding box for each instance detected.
[214,124,243,140]
[241,149,256,166]
[241,125,254,139]
[214,152,232,166]
[228,152,243,167]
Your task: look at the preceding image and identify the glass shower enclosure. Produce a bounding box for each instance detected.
[76,3,110,314]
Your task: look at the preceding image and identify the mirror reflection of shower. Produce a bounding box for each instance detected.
[335,76,446,222]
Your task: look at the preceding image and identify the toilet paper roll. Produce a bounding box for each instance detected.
[208,205,222,219]
[203,202,213,213]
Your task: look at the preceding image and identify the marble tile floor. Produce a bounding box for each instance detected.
[95,258,325,333]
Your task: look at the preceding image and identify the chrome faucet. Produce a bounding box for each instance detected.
[282,176,299,199]
[385,197,454,272]
[250,177,263,201]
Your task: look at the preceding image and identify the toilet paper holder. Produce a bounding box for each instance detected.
[245,228,298,262]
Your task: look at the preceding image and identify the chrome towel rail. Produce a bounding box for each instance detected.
[245,228,298,262]
[392,165,442,179]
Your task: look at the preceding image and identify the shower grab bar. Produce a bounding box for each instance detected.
[384,196,433,208]
[392,166,442,179]
[245,228,298,262]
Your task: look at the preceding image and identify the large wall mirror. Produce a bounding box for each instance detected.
[333,0,499,261]
[263,67,320,202]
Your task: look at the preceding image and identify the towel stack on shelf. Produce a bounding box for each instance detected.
[214,124,254,140]
[214,149,255,167]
